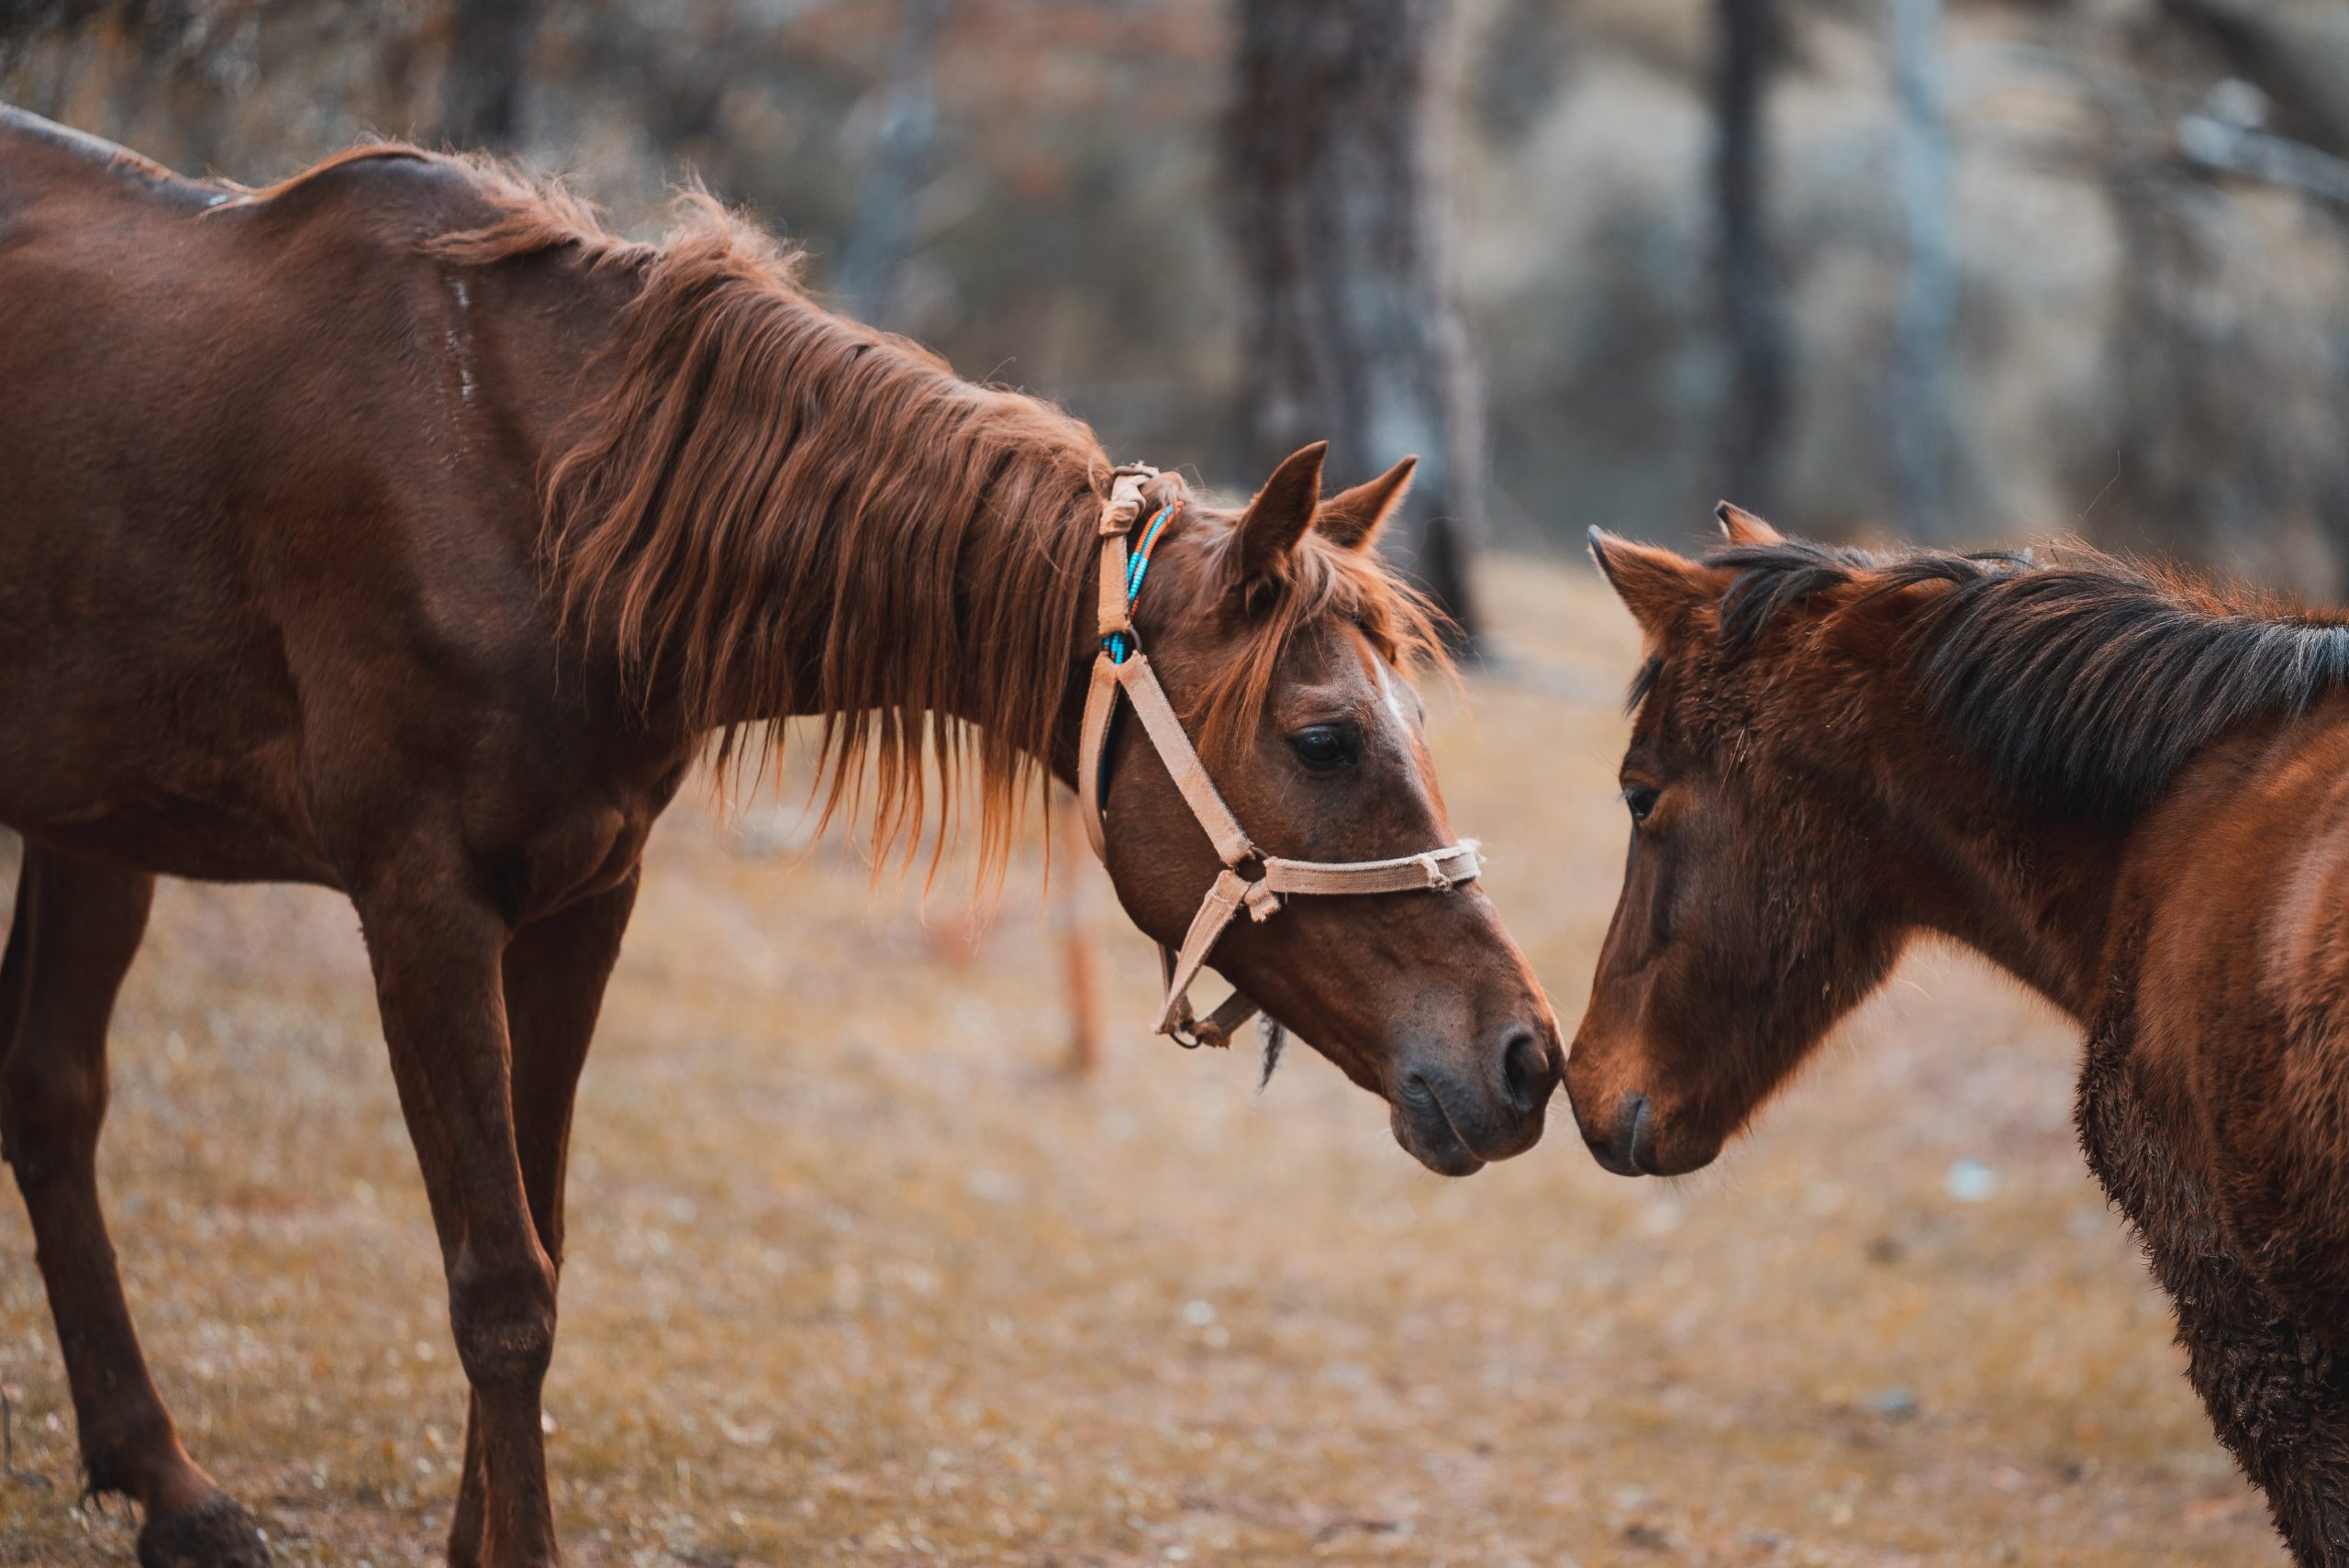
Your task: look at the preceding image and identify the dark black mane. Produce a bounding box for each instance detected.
[1705,537,2349,817]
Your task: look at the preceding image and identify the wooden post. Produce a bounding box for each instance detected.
[1053,797,1102,1076]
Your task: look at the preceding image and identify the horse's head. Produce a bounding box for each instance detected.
[1090,444,1560,1174]
[1567,506,1909,1177]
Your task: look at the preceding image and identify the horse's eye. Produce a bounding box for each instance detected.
[1622,784,1660,824]
[1288,726,1354,771]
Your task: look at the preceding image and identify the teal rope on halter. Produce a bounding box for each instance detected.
[1106,502,1175,664]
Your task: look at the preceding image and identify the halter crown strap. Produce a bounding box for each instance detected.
[1076,464,1483,1051]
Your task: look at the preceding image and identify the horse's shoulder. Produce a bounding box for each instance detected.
[2128,709,2349,1062]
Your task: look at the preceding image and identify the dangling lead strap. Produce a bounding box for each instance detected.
[1076,465,1484,1051]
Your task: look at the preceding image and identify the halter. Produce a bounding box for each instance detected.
[1076,465,1484,1051]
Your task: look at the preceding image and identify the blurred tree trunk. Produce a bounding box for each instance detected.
[0,1,104,69]
[2164,0,2349,157]
[1889,0,1955,540]
[2106,173,2223,563]
[2095,1,2349,576]
[835,0,948,328]
[1711,0,1790,516]
[440,0,537,151]
[1223,0,1484,650]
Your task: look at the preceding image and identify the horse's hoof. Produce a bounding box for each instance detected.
[137,1492,273,1568]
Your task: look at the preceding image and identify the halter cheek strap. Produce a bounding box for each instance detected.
[1076,464,1484,1051]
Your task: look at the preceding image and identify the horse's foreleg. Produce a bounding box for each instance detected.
[2204,1181,2349,1562]
[360,884,562,1568]
[447,874,639,1568]
[0,844,271,1567]
[2081,1021,2349,1565]
[2160,1246,2349,1565]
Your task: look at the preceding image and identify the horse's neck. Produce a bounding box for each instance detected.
[505,227,1110,783]
[682,456,1097,758]
[1865,698,2130,1021]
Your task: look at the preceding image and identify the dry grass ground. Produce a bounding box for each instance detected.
[0,558,2285,1567]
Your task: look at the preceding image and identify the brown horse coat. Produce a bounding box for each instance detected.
[1573,507,2349,1563]
[0,107,1558,1568]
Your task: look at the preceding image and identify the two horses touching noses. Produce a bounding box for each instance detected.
[8,100,2349,1568]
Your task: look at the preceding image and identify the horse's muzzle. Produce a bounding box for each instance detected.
[1388,1027,1558,1176]
[1586,1089,1657,1177]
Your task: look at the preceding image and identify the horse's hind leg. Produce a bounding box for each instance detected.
[0,844,270,1567]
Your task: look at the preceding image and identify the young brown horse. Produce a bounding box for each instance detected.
[1573,503,2349,1563]
[0,107,1561,1568]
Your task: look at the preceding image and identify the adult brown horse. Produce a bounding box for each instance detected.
[0,108,1562,1568]
[1573,503,2349,1563]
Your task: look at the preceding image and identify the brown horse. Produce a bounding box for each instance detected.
[1572,503,2349,1563]
[0,107,1561,1568]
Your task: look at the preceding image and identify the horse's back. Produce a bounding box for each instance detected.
[0,103,209,208]
[0,108,573,885]
[1,106,499,378]
[0,106,511,496]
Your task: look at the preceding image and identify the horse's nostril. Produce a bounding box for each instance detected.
[1500,1029,1554,1114]
[1613,1090,1653,1173]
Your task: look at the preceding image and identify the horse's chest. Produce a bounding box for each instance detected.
[2079,1017,2195,1260]
[447,744,693,921]
[2075,983,2248,1324]
[498,795,668,916]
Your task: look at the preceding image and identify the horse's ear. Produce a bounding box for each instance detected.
[1235,441,1328,583]
[1316,455,1416,550]
[1716,501,1783,547]
[1589,528,1708,639]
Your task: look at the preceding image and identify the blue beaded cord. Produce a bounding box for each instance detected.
[1106,503,1174,664]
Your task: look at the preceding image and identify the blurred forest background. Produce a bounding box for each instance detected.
[10,0,2349,616]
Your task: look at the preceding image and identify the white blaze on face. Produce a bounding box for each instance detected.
[1375,656,1409,732]
[1367,645,1442,794]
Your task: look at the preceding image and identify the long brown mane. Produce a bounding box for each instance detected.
[285,150,1448,873]
[1693,537,2349,817]
[427,167,1108,872]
